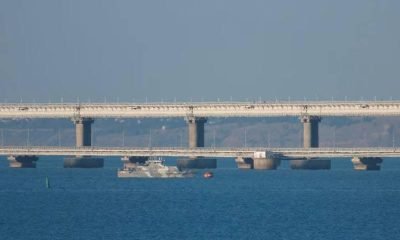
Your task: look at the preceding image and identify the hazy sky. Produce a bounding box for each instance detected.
[0,0,399,102]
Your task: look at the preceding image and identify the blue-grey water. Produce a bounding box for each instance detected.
[1,157,400,240]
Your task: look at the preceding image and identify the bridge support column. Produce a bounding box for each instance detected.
[291,159,331,170]
[235,157,254,169]
[187,117,207,148]
[177,158,217,170]
[291,116,331,170]
[351,157,382,171]
[8,156,38,168]
[64,156,104,168]
[75,118,94,147]
[302,115,320,148]
[177,117,216,169]
[253,158,281,170]
[235,156,280,170]
[64,118,104,168]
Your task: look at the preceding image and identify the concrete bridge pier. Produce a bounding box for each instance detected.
[302,115,320,148]
[74,117,94,147]
[8,155,38,168]
[177,157,217,170]
[187,116,207,148]
[235,156,280,170]
[177,117,216,169]
[235,157,254,169]
[351,157,383,170]
[291,158,331,170]
[64,118,104,168]
[291,116,331,170]
[253,157,281,170]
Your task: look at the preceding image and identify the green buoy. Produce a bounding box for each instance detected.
[45,176,50,189]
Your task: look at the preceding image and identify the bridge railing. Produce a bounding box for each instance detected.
[0,146,399,152]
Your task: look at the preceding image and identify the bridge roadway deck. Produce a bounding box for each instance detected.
[1,101,400,118]
[1,147,400,159]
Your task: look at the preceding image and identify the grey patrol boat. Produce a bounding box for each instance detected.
[118,158,193,178]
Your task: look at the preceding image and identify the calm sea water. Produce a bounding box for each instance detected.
[1,157,400,240]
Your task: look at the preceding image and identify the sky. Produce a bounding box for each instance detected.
[0,0,399,103]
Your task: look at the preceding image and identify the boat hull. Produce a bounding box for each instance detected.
[117,170,192,178]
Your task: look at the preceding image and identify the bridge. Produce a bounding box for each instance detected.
[1,146,400,158]
[0,101,399,170]
[1,101,400,118]
[0,146,395,170]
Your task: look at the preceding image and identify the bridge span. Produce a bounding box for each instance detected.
[0,146,400,158]
[1,101,400,118]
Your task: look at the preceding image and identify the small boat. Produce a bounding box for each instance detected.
[118,157,193,178]
[203,171,213,179]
